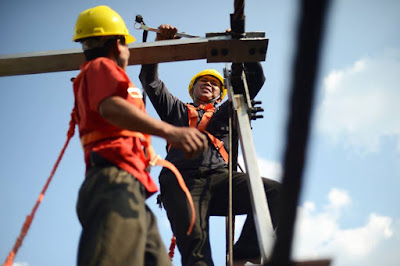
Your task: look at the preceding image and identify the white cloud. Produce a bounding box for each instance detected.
[327,188,351,209]
[13,262,29,266]
[238,155,282,182]
[223,155,282,242]
[316,49,400,152]
[234,215,247,242]
[293,188,397,266]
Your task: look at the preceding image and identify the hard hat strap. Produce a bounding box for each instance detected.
[192,91,221,106]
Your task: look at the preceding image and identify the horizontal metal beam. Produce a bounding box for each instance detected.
[0,35,268,77]
[0,49,84,77]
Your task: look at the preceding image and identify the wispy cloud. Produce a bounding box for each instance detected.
[13,262,29,266]
[316,49,400,153]
[238,155,282,182]
[234,155,282,242]
[292,188,398,265]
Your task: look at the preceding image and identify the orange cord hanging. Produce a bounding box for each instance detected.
[3,110,77,266]
[153,157,195,235]
[154,158,196,261]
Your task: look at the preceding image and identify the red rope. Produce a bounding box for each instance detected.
[168,235,176,260]
[3,111,76,266]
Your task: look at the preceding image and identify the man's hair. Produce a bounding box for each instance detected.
[82,36,122,61]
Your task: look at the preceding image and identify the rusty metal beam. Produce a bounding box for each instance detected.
[0,35,268,77]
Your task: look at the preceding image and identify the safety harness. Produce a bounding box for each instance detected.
[186,103,229,163]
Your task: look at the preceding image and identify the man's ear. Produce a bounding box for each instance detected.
[216,97,223,104]
[115,39,122,54]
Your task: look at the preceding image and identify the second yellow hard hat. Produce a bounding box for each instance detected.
[188,69,226,100]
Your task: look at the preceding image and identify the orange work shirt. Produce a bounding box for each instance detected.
[73,57,158,196]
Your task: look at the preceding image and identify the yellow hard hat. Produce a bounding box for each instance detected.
[188,69,226,100]
[73,5,135,43]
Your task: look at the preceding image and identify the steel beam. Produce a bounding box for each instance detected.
[0,35,268,77]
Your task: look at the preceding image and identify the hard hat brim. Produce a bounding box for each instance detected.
[125,34,136,44]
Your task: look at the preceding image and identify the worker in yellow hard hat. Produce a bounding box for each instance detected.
[188,68,227,104]
[72,7,207,266]
[140,25,281,266]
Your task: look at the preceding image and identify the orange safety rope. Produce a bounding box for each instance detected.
[150,155,196,262]
[150,156,195,235]
[3,110,76,266]
[143,145,196,262]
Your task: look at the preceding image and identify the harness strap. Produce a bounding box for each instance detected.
[187,105,198,129]
[195,104,215,131]
[81,129,148,146]
[204,131,229,163]
[185,104,229,163]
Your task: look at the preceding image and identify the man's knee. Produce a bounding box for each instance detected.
[261,178,281,227]
[262,177,281,195]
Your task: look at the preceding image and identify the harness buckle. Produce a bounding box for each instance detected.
[149,154,161,166]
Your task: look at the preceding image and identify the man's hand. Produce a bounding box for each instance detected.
[99,96,207,159]
[156,24,178,41]
[166,127,208,159]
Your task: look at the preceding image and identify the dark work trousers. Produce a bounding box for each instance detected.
[159,167,281,266]
[76,152,171,266]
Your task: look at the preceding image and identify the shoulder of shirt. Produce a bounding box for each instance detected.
[79,57,118,71]
[90,57,117,68]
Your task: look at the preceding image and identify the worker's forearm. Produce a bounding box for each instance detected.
[98,96,173,139]
[139,64,159,85]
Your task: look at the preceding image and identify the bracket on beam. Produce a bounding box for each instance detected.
[207,38,268,63]
[206,31,268,63]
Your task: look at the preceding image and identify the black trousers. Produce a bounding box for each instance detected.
[76,152,171,266]
[159,167,281,266]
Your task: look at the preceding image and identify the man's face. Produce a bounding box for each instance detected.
[192,75,222,103]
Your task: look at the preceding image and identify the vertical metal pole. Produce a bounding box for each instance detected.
[226,97,234,266]
[270,0,331,265]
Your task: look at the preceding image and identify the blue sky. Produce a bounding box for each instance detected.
[1,0,399,265]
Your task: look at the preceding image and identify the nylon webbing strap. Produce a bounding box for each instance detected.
[186,104,229,163]
[80,129,148,146]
